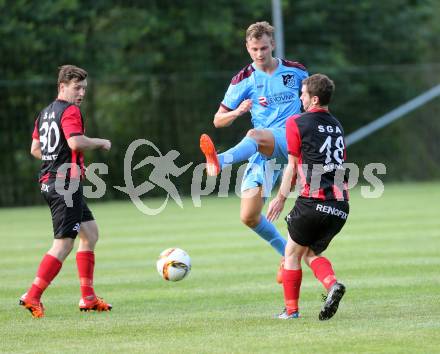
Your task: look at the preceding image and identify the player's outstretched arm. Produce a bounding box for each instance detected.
[67,135,111,152]
[30,139,42,160]
[267,155,298,222]
[213,99,252,128]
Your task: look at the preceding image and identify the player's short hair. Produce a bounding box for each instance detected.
[57,65,88,87]
[303,74,335,106]
[246,21,274,41]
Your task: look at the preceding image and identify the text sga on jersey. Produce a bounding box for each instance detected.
[318,125,343,134]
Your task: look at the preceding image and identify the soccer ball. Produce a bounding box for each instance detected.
[156,248,191,281]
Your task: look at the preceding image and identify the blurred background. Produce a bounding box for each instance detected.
[1,0,439,206]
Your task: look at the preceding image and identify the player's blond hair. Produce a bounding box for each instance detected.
[246,21,274,41]
[57,65,88,87]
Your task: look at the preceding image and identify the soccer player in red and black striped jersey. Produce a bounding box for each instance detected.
[267,74,349,320]
[20,65,112,318]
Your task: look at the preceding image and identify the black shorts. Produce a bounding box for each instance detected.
[285,197,349,255]
[40,178,94,239]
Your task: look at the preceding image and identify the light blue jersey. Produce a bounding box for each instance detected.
[215,59,307,256]
[221,58,308,129]
[219,58,308,195]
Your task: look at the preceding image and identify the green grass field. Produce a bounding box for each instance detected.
[1,181,439,353]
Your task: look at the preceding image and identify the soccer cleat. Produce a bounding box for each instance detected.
[276,257,285,284]
[200,134,220,176]
[319,282,346,321]
[277,308,300,319]
[79,296,112,312]
[19,293,45,318]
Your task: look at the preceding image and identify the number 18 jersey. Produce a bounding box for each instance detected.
[32,99,85,182]
[286,108,349,201]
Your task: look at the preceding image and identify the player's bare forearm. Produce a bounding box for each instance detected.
[213,110,240,128]
[278,161,297,201]
[213,99,252,128]
[67,135,111,152]
[30,139,42,160]
[266,156,297,222]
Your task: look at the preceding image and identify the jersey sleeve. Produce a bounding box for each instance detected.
[286,115,302,156]
[221,80,250,111]
[61,105,83,139]
[297,68,309,97]
[32,119,39,140]
[299,68,309,81]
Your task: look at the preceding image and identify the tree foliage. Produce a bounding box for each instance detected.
[1,0,439,205]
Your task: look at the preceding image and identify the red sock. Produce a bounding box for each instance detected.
[282,268,302,314]
[27,254,62,302]
[76,251,96,300]
[310,257,337,290]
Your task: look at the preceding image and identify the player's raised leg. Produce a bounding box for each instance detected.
[200,129,274,176]
[200,133,258,176]
[76,220,112,312]
[222,128,277,166]
[20,238,73,318]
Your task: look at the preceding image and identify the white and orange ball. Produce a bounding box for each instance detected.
[156,248,191,281]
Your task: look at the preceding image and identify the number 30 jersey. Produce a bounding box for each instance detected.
[32,99,85,182]
[286,108,349,201]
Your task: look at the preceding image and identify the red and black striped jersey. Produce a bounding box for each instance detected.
[32,99,85,182]
[286,108,349,201]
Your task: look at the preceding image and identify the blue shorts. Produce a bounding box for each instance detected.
[240,127,288,197]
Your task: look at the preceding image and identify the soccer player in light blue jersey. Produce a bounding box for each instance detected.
[200,21,308,282]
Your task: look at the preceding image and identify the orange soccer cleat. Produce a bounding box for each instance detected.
[79,296,112,312]
[19,293,45,318]
[200,134,220,176]
[276,257,285,284]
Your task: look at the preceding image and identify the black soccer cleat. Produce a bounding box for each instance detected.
[319,282,346,321]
